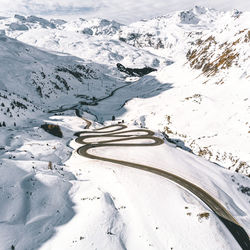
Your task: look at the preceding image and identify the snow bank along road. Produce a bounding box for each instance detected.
[75,120,250,249]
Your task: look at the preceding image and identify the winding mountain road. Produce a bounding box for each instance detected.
[75,121,250,249]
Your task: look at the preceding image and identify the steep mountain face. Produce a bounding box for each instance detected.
[117,6,220,53]
[0,36,89,99]
[170,11,250,174]
[0,34,125,126]
[186,12,249,82]
[2,14,56,31]
[114,8,250,176]
[0,15,164,69]
[5,14,121,35]
[69,18,122,36]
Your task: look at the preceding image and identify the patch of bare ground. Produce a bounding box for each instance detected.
[184,94,202,104]
[198,147,213,159]
[186,30,249,78]
[233,161,250,175]
[197,212,210,222]
[164,126,174,134]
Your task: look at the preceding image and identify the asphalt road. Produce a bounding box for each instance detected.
[75,121,250,249]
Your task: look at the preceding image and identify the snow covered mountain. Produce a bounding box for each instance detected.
[112,8,250,175]
[0,32,129,127]
[2,6,247,175]
[0,6,249,250]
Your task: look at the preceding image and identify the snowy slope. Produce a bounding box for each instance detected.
[112,8,250,175]
[117,6,221,53]
[0,15,165,69]
[0,6,249,250]
[0,33,127,126]
[0,110,249,250]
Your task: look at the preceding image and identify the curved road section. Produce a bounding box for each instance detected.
[75,121,250,249]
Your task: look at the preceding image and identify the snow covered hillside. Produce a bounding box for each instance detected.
[0,15,165,69]
[1,111,249,250]
[0,5,249,250]
[113,8,250,175]
[0,32,128,127]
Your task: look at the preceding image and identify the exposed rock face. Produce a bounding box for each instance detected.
[9,23,29,31]
[41,123,63,138]
[186,30,249,79]
[79,18,122,36]
[119,32,165,49]
[179,10,200,24]
[116,63,157,77]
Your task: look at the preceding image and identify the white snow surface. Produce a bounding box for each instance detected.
[0,6,250,250]
[0,110,248,250]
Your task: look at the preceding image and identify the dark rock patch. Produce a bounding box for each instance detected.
[41,123,63,138]
[116,63,157,77]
